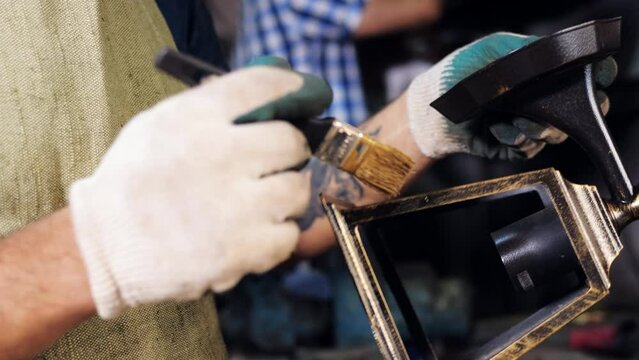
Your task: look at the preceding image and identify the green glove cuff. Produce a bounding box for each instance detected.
[440,33,539,92]
[234,56,333,124]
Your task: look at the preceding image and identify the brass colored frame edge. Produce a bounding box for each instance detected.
[564,182,622,285]
[323,168,623,360]
[495,170,616,359]
[322,197,410,360]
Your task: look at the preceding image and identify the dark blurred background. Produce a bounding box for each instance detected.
[198,0,639,358]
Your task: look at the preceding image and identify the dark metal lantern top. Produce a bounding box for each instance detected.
[430,18,621,123]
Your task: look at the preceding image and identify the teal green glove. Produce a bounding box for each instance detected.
[407,32,617,160]
[234,56,333,125]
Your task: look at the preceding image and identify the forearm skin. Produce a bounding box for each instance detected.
[355,0,442,38]
[0,208,95,360]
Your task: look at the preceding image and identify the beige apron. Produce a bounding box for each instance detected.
[0,1,226,358]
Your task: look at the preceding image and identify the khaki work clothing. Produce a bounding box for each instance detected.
[0,1,227,358]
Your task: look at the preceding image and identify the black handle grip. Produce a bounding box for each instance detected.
[155,47,226,86]
[431,18,633,203]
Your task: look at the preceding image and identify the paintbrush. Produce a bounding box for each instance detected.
[154,48,414,195]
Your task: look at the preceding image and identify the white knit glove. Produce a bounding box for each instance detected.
[70,67,319,319]
[407,32,617,161]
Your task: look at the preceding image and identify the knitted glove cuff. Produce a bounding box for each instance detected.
[69,177,125,319]
[406,61,467,159]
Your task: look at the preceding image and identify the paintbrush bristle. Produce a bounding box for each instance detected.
[314,120,414,195]
[341,135,414,195]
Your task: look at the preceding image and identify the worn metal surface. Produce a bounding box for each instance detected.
[323,168,625,359]
[323,198,410,360]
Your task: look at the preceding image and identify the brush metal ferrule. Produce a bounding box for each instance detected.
[315,120,368,172]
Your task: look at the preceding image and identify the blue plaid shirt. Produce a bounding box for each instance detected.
[234,0,368,125]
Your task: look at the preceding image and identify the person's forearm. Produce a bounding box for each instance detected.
[0,208,95,360]
[297,93,433,256]
[355,0,442,38]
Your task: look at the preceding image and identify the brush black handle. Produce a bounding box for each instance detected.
[154,47,333,153]
[299,118,334,152]
[431,18,633,203]
[155,48,226,86]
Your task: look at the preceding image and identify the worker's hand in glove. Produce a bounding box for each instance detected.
[69,62,332,319]
[407,32,618,160]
